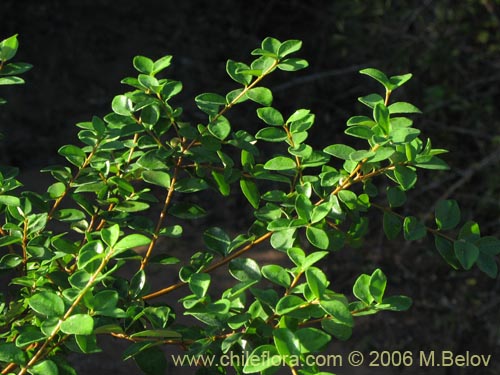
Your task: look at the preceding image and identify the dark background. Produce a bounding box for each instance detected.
[1,1,500,374]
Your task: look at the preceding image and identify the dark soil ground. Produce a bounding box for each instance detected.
[2,1,500,374]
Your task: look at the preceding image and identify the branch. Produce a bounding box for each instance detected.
[142,231,273,300]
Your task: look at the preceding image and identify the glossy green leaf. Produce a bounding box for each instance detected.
[296,327,331,353]
[387,186,406,207]
[403,216,426,241]
[111,94,133,116]
[321,319,352,341]
[229,258,261,282]
[306,226,329,250]
[353,273,373,305]
[414,155,449,170]
[61,314,94,335]
[0,342,26,365]
[278,39,302,58]
[115,201,150,213]
[257,107,284,126]
[276,295,305,315]
[261,37,281,53]
[0,34,19,61]
[0,195,21,207]
[29,291,65,317]
[345,125,374,139]
[142,170,171,188]
[320,300,353,327]
[306,267,328,299]
[0,253,22,269]
[264,156,296,170]
[169,202,207,219]
[0,76,24,85]
[15,328,46,348]
[54,208,86,223]
[435,200,461,231]
[377,295,412,311]
[310,202,332,224]
[373,103,390,134]
[226,59,252,85]
[189,273,211,298]
[435,235,460,269]
[370,147,395,162]
[196,93,226,115]
[243,345,280,374]
[369,269,387,303]
[93,290,119,313]
[383,211,402,240]
[101,224,120,247]
[204,227,231,255]
[247,87,273,106]
[323,144,355,160]
[358,93,384,108]
[133,55,154,74]
[130,269,148,298]
[388,102,422,114]
[141,104,160,126]
[59,145,86,167]
[389,73,412,89]
[273,328,301,361]
[477,236,500,256]
[295,194,313,221]
[261,265,291,288]
[161,80,182,100]
[360,68,391,89]
[78,240,105,273]
[350,150,375,162]
[270,228,297,250]
[47,182,66,199]
[153,55,173,74]
[390,127,421,144]
[458,221,481,242]
[208,115,231,140]
[175,178,209,193]
[115,234,151,254]
[29,360,58,375]
[476,252,498,278]
[347,115,376,126]
[454,239,479,270]
[394,165,417,190]
[240,179,260,209]
[277,58,308,71]
[255,127,288,142]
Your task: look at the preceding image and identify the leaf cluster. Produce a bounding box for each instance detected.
[0,35,498,375]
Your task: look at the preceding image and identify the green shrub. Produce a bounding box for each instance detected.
[0,35,498,375]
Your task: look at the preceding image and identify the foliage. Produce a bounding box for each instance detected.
[0,34,499,375]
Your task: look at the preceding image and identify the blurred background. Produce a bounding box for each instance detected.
[1,1,500,374]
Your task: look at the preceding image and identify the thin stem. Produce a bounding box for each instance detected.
[142,231,273,300]
[286,272,303,295]
[20,217,28,272]
[185,59,279,151]
[1,362,16,374]
[0,227,15,254]
[384,89,392,106]
[140,156,182,270]
[17,249,115,375]
[283,124,302,189]
[371,202,456,242]
[95,132,140,231]
[47,145,99,220]
[181,163,253,179]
